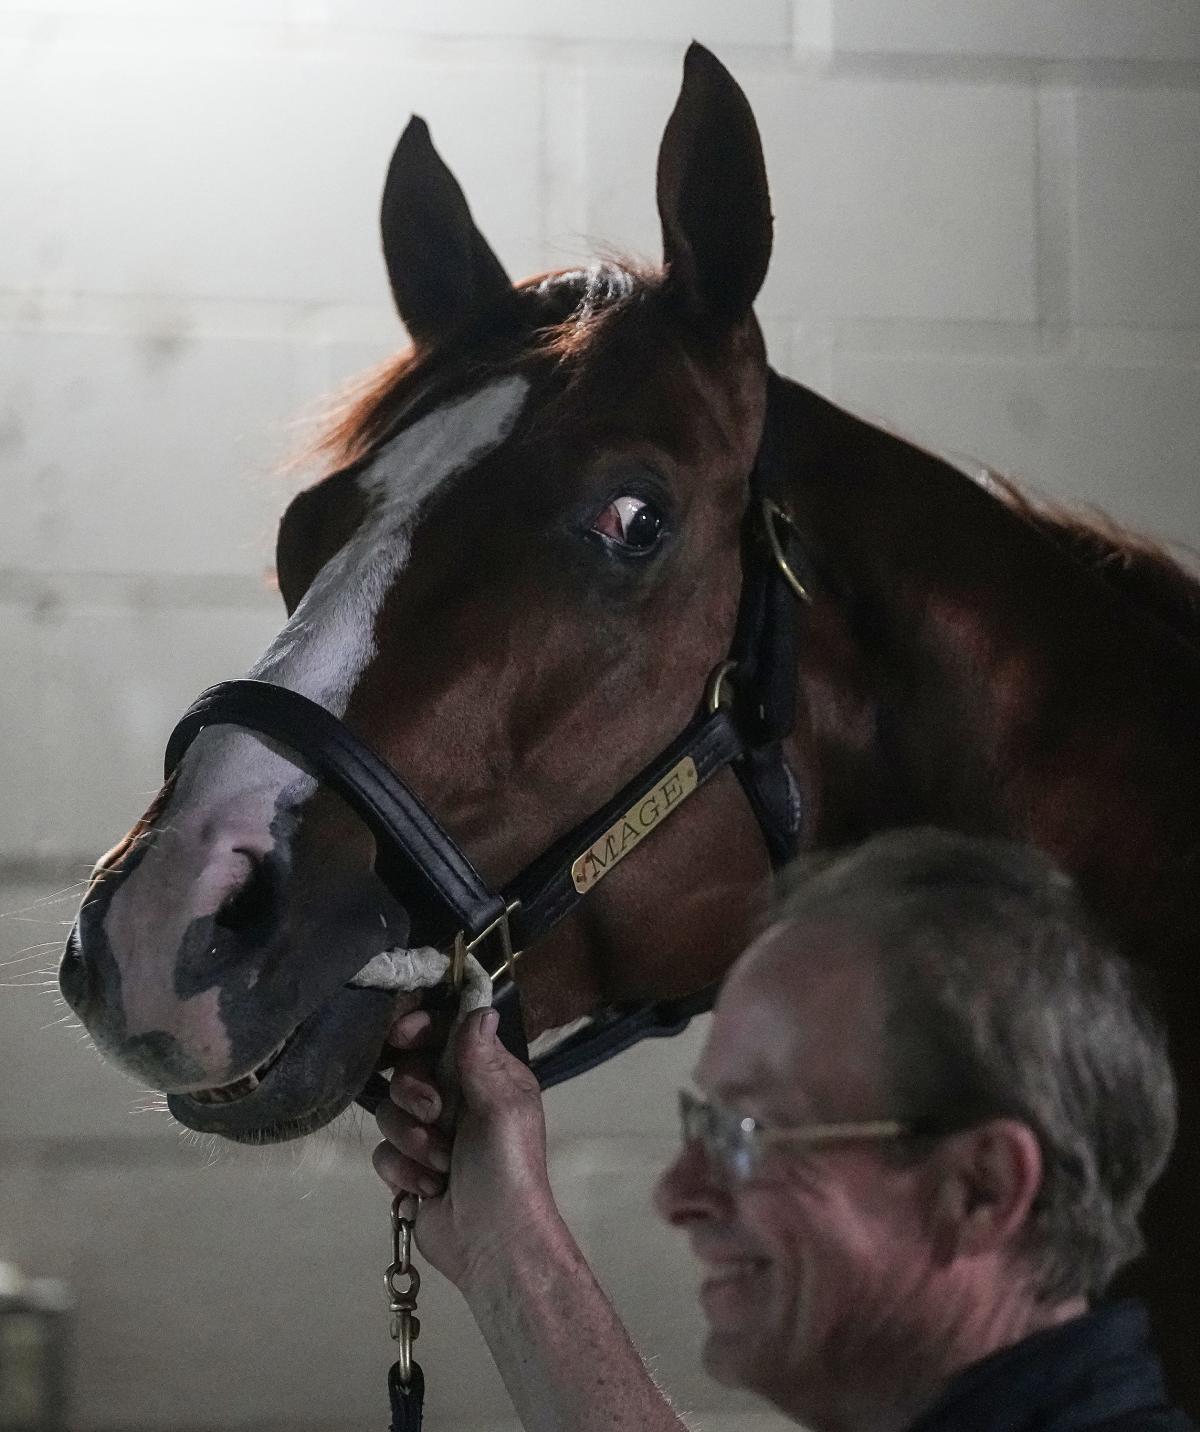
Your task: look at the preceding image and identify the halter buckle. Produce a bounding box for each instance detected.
[448,932,467,992]
[450,901,523,987]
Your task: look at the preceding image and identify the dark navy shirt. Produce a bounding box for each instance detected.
[908,1301,1194,1432]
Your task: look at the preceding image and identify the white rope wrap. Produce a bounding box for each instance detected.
[350,945,493,1094]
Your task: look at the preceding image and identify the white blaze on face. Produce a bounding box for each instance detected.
[168,374,531,817]
[254,373,530,712]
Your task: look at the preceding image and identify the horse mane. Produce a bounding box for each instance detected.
[988,472,1200,655]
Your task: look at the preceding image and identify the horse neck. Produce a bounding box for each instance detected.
[773,376,1200,969]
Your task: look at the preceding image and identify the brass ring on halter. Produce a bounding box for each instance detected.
[762,498,813,605]
[705,660,739,715]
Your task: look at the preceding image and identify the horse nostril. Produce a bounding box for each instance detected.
[214,855,278,941]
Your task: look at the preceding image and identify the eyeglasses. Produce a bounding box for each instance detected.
[678,1089,914,1183]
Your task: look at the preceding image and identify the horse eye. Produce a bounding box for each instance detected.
[590,495,665,553]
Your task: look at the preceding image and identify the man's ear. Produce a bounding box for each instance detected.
[924,1119,1044,1264]
[380,116,514,347]
[656,43,773,325]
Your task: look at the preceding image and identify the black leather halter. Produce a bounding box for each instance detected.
[165,371,810,1102]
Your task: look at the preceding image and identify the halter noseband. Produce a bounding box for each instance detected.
[164,370,811,1099]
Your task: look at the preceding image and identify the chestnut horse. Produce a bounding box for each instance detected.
[60,46,1199,1406]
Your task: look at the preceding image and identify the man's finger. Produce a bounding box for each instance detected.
[457,1008,541,1108]
[388,1006,436,1049]
[377,1102,452,1173]
[388,1065,441,1122]
[372,1140,446,1199]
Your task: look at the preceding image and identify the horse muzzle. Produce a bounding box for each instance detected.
[58,813,416,1139]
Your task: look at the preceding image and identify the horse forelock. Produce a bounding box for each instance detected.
[311,261,657,471]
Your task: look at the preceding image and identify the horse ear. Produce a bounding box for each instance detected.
[656,44,773,324]
[380,116,514,346]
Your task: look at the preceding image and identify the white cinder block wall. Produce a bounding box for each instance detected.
[1,4,1197,1430]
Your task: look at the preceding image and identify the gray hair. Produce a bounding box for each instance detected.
[774,828,1177,1302]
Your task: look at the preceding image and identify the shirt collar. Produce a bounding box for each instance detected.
[908,1301,1169,1432]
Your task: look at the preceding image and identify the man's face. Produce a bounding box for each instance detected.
[654,921,945,1421]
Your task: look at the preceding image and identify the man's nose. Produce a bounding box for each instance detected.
[653,1139,730,1227]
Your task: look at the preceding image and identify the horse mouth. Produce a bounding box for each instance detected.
[166,985,396,1143]
[186,1027,300,1107]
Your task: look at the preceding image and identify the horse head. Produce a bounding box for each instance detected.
[60,46,784,1141]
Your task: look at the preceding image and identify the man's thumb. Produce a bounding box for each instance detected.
[455,1008,509,1104]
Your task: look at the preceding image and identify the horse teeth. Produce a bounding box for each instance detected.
[188,1031,292,1106]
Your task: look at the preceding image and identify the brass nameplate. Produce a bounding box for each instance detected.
[571,757,699,895]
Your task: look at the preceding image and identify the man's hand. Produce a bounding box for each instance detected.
[372,998,688,1432]
[373,1002,565,1292]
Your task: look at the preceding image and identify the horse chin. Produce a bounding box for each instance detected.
[166,986,395,1143]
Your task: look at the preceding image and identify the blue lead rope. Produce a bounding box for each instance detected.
[389,1361,425,1431]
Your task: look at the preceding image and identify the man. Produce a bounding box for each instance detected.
[374,829,1192,1431]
